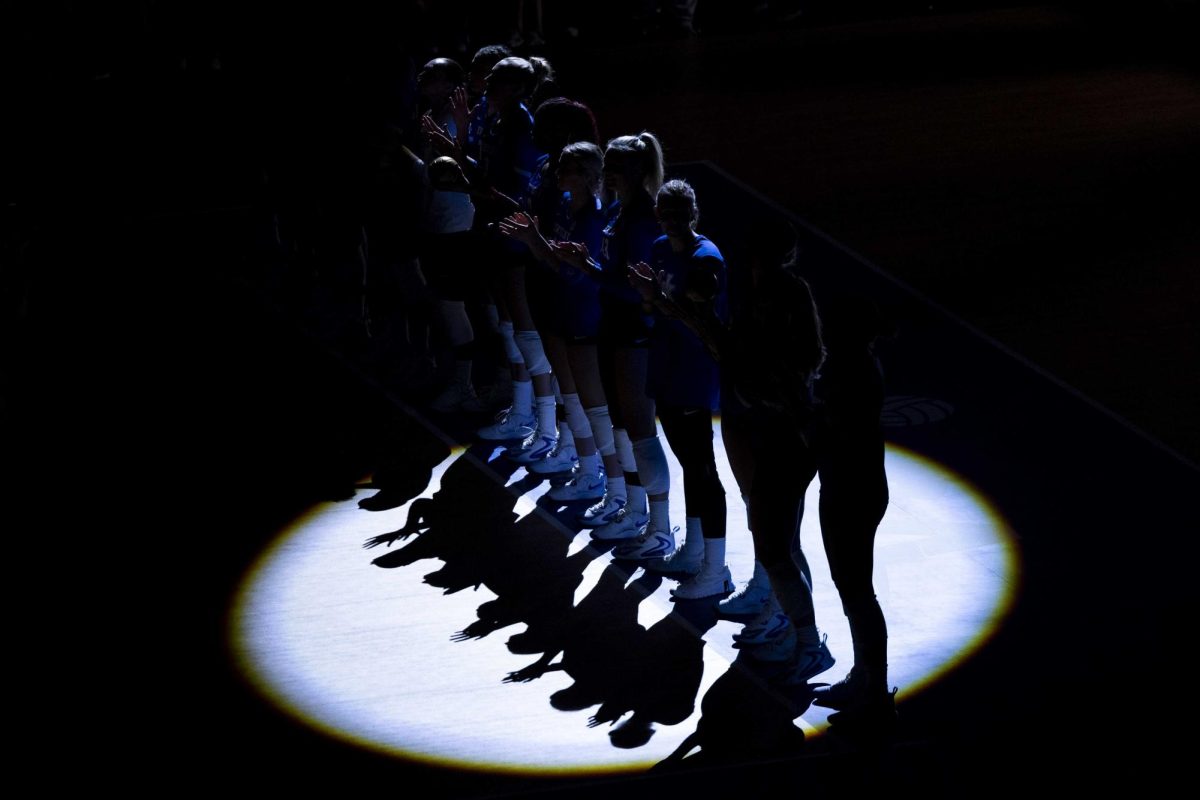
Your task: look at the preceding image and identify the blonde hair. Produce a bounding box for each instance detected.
[605,131,665,197]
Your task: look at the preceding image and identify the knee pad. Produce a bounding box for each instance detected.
[514,329,551,376]
[499,320,524,364]
[632,435,671,495]
[585,405,616,455]
[437,300,474,347]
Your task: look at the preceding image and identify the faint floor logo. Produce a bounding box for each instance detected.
[881,395,955,427]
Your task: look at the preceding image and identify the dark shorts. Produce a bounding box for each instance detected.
[597,298,652,348]
[529,269,602,340]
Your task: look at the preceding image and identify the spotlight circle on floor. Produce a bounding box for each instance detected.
[230,441,1019,773]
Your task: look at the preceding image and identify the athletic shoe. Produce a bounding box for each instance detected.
[527,440,578,475]
[547,469,606,502]
[733,610,792,646]
[647,531,703,577]
[589,507,648,541]
[477,409,536,441]
[578,493,627,527]
[778,633,836,684]
[506,431,558,464]
[716,560,773,620]
[811,667,884,711]
[739,623,798,663]
[817,671,899,730]
[670,564,734,600]
[612,527,677,562]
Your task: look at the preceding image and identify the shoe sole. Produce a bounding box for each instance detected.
[716,595,771,621]
[508,445,556,464]
[548,487,607,502]
[590,526,645,542]
[478,430,536,442]
[733,616,791,645]
[577,507,626,527]
[528,459,578,475]
[670,577,736,600]
[787,649,836,684]
[646,559,702,577]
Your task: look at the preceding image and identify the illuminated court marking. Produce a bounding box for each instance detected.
[231,433,1019,773]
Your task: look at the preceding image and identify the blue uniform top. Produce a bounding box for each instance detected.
[526,154,563,224]
[541,192,606,338]
[466,98,542,217]
[597,195,660,310]
[553,193,607,278]
[647,234,728,409]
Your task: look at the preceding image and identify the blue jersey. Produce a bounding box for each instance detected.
[598,196,658,301]
[466,99,542,215]
[541,193,605,338]
[526,154,565,224]
[553,195,606,270]
[482,103,540,209]
[647,234,727,409]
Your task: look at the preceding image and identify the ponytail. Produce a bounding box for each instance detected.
[605,131,666,197]
[637,132,664,196]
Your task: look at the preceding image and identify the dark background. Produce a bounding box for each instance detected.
[7,1,1198,794]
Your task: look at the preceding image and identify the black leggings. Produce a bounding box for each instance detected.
[815,420,889,677]
[657,404,726,539]
[722,406,818,628]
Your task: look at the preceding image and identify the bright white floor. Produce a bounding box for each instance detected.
[232,426,1019,775]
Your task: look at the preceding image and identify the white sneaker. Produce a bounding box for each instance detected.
[547,468,606,502]
[732,593,785,643]
[477,409,536,442]
[612,526,677,562]
[506,431,558,464]
[779,634,836,684]
[589,506,648,541]
[734,609,791,646]
[527,439,578,474]
[578,493,627,527]
[717,560,773,619]
[647,529,702,577]
[670,564,734,600]
[741,623,798,663]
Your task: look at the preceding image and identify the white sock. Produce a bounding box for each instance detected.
[558,414,576,448]
[702,536,726,571]
[513,380,533,418]
[627,484,647,514]
[685,516,702,545]
[649,499,670,533]
[535,395,557,436]
[606,475,627,503]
